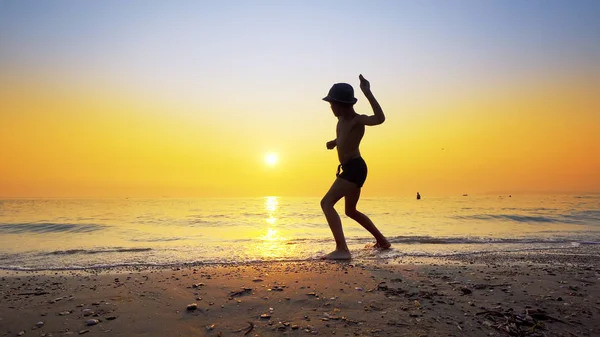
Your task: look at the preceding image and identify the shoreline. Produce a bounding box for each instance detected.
[1,251,599,336]
[2,243,598,275]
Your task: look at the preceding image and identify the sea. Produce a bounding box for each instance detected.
[0,195,599,271]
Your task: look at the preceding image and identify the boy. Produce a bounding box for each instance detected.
[321,74,391,260]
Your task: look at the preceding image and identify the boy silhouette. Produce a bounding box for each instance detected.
[321,74,391,260]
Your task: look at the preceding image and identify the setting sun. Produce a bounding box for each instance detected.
[264,153,279,166]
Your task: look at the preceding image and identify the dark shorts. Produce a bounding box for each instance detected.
[336,156,368,188]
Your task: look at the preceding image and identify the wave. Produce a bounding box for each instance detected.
[129,237,183,242]
[0,222,105,234]
[451,211,600,224]
[258,236,600,246]
[360,245,596,259]
[46,247,152,255]
[368,235,600,245]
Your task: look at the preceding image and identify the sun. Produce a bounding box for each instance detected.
[264,152,279,166]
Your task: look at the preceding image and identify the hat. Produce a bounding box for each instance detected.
[322,83,357,105]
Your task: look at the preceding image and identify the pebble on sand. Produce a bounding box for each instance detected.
[186,303,198,311]
[86,319,100,326]
[81,309,94,316]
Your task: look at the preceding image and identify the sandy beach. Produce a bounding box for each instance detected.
[2,250,599,337]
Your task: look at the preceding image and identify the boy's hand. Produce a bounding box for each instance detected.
[326,140,337,150]
[359,74,370,93]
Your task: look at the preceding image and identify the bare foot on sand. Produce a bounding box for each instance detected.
[366,241,391,250]
[321,250,352,260]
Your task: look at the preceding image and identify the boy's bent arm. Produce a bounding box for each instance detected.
[358,91,385,126]
[356,74,385,126]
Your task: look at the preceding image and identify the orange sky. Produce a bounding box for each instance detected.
[1,2,599,198]
[2,71,598,198]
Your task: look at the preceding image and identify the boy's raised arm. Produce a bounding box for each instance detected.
[355,74,386,126]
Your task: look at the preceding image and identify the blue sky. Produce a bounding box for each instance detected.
[2,0,598,100]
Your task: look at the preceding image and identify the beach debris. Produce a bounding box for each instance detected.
[307,292,317,296]
[229,287,252,298]
[232,322,255,335]
[304,327,316,334]
[377,282,388,291]
[35,321,44,328]
[252,278,264,282]
[206,324,215,331]
[476,307,571,335]
[78,330,89,335]
[387,320,410,327]
[85,319,100,326]
[459,287,472,295]
[384,287,407,298]
[186,303,198,311]
[192,283,205,288]
[474,283,511,289]
[341,316,360,325]
[17,291,49,296]
[59,311,71,316]
[244,322,255,335]
[260,313,272,319]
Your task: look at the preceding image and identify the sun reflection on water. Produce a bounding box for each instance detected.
[264,228,278,241]
[250,196,295,258]
[265,196,278,212]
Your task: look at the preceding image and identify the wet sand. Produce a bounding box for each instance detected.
[1,251,599,337]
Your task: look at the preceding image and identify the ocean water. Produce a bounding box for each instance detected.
[0,195,599,271]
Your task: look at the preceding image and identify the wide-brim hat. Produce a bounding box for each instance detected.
[322,82,358,105]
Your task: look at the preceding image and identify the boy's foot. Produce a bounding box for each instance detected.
[321,250,352,260]
[367,241,391,250]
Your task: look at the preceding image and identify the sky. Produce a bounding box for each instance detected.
[1,0,599,198]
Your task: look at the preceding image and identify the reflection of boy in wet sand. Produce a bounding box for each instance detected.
[321,74,391,260]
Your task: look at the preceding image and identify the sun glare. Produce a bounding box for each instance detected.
[264,152,279,166]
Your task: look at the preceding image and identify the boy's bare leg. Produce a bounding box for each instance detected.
[345,188,391,249]
[320,178,357,260]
